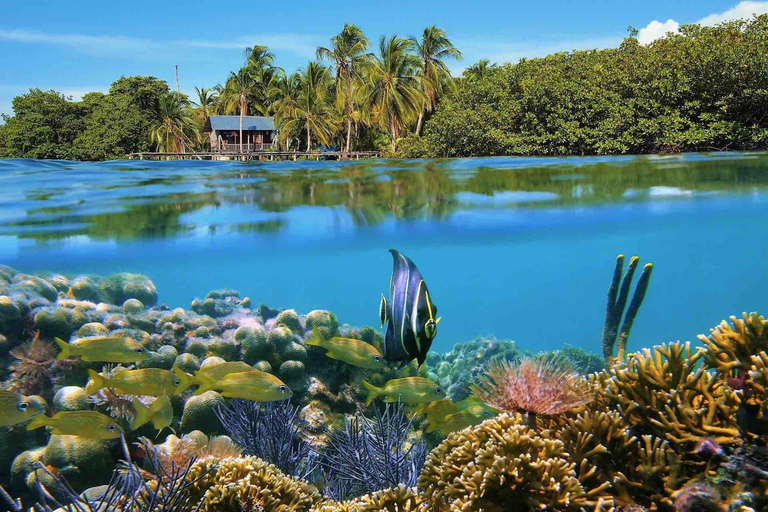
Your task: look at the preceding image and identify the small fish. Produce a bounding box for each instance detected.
[131,396,173,431]
[415,398,458,423]
[194,370,292,402]
[426,409,493,434]
[172,362,254,395]
[0,390,46,427]
[380,249,441,368]
[55,336,149,363]
[305,327,388,369]
[26,411,123,439]
[86,368,181,397]
[362,377,444,406]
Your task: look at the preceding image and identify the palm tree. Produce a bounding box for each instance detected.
[364,36,425,152]
[220,68,256,153]
[151,92,198,154]
[277,62,336,151]
[316,24,372,155]
[412,26,462,135]
[465,59,497,80]
[193,87,217,120]
[271,72,303,149]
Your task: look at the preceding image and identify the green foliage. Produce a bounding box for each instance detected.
[401,15,768,157]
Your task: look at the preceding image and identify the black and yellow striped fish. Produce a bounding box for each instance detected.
[379,249,441,367]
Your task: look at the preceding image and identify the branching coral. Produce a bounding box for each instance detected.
[186,456,322,512]
[150,431,241,477]
[216,399,316,480]
[317,485,427,511]
[601,255,653,364]
[418,413,607,511]
[700,312,768,378]
[471,354,592,426]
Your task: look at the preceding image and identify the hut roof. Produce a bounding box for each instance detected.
[205,115,275,132]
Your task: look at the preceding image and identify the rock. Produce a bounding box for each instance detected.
[53,386,90,412]
[139,345,178,369]
[181,391,224,433]
[305,310,339,339]
[76,322,109,338]
[11,274,58,302]
[122,299,144,314]
[174,353,200,373]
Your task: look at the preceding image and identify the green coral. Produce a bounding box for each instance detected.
[275,309,302,333]
[174,353,201,373]
[75,322,109,338]
[181,391,225,433]
[235,324,268,365]
[34,306,88,339]
[52,386,90,412]
[279,360,306,381]
[122,298,145,314]
[305,310,339,339]
[139,345,178,369]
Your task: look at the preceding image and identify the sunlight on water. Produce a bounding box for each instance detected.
[1,152,767,353]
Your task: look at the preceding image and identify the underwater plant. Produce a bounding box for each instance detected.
[471,354,592,427]
[216,399,316,480]
[319,401,427,500]
[7,336,64,397]
[601,254,653,364]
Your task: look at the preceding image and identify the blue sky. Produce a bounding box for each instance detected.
[2,0,767,118]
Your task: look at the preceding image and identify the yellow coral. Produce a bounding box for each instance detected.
[417,413,606,511]
[315,486,426,512]
[700,312,768,376]
[187,456,322,512]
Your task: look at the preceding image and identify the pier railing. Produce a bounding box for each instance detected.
[127,150,381,161]
[216,142,276,153]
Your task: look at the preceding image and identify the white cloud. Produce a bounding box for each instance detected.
[637,19,681,45]
[0,28,320,59]
[698,0,768,26]
[637,0,768,45]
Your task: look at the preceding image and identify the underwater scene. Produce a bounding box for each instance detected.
[0,152,768,511]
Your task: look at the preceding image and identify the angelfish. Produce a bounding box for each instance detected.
[379,249,440,367]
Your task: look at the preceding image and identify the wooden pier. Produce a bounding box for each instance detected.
[126,151,381,161]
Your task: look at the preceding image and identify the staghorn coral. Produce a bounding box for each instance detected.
[591,342,740,448]
[700,312,768,378]
[418,413,607,511]
[601,255,653,365]
[316,485,427,511]
[471,354,592,426]
[187,456,322,512]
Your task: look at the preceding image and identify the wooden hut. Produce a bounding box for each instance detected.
[204,115,277,153]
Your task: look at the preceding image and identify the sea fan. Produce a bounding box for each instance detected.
[216,399,316,480]
[6,337,64,396]
[471,354,593,422]
[319,401,427,500]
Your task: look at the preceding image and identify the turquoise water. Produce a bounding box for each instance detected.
[1,152,767,355]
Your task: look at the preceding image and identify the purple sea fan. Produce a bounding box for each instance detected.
[471,354,593,424]
[673,482,723,512]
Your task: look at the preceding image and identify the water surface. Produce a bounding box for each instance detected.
[1,153,767,354]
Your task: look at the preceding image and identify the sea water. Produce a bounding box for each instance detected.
[1,152,767,355]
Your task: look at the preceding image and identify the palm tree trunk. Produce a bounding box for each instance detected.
[345,118,352,155]
[239,101,244,155]
[416,110,424,136]
[390,120,397,152]
[307,126,312,152]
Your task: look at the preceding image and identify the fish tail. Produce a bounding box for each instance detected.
[194,372,215,396]
[26,414,49,431]
[425,422,438,433]
[362,380,381,406]
[130,398,150,430]
[172,366,195,395]
[54,337,72,361]
[305,326,325,347]
[85,369,104,395]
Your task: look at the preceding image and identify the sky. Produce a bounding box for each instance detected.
[2,0,768,119]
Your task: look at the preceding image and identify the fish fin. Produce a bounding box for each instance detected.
[379,294,388,328]
[172,366,195,395]
[362,380,380,407]
[54,337,71,361]
[26,415,49,431]
[435,317,442,324]
[425,422,439,433]
[85,369,104,395]
[324,351,341,361]
[305,326,325,347]
[130,398,150,430]
[194,372,215,396]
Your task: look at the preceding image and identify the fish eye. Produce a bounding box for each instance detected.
[373,355,382,362]
[173,379,181,387]
[435,387,443,394]
[107,424,116,432]
[17,402,28,411]
[136,348,143,354]
[278,385,287,393]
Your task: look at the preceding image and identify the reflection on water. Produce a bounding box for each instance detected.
[1,153,767,242]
